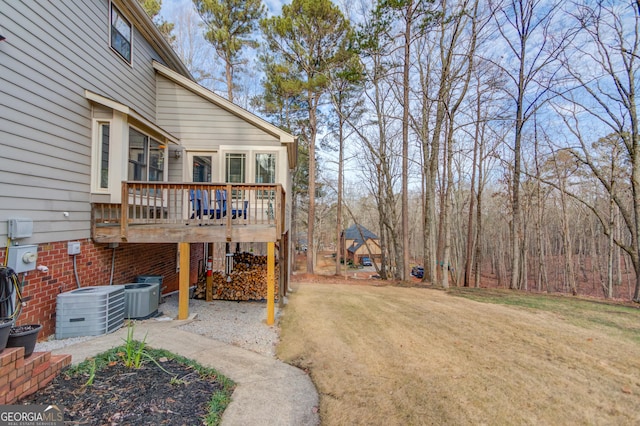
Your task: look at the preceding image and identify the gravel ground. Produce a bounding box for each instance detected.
[35,294,281,357]
[162,294,281,357]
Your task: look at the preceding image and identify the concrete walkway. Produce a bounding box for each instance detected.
[51,316,319,426]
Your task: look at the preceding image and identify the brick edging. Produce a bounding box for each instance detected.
[0,348,71,404]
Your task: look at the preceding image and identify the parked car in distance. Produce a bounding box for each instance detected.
[411,266,424,278]
[361,256,373,267]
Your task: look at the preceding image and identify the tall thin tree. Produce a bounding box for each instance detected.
[373,0,437,281]
[261,0,354,274]
[327,56,363,276]
[193,0,265,102]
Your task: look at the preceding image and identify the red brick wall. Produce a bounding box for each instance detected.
[0,240,204,339]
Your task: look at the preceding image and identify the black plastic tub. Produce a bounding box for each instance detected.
[0,321,12,353]
[7,324,42,357]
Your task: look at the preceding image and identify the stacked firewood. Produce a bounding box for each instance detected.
[233,252,268,265]
[193,252,279,301]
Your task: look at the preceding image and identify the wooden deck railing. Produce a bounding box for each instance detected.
[92,182,284,243]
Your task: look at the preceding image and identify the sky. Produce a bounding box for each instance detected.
[161,0,285,19]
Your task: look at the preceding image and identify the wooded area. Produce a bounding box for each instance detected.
[149,0,640,301]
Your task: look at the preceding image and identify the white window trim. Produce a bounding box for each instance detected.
[109,1,133,66]
[254,151,279,185]
[219,146,282,185]
[186,151,219,182]
[128,124,168,182]
[225,152,247,184]
[87,90,179,203]
[85,90,179,144]
[91,119,112,193]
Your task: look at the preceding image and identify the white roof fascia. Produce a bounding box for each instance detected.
[85,90,180,144]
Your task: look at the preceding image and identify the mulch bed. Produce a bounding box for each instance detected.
[21,354,228,425]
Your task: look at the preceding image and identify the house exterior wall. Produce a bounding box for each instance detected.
[156,76,289,185]
[344,239,382,263]
[0,241,201,339]
[156,74,293,233]
[0,1,202,339]
[156,75,281,149]
[354,241,381,263]
[0,0,167,247]
[1,1,294,339]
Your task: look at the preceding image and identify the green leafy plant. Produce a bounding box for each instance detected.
[84,358,96,387]
[121,322,148,368]
[169,375,186,385]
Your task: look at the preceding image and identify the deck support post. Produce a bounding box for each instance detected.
[267,241,275,325]
[206,243,213,302]
[178,242,190,320]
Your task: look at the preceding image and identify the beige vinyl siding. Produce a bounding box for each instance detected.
[168,154,184,182]
[156,76,281,149]
[0,0,169,247]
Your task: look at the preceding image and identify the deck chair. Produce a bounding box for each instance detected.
[190,189,210,219]
[211,190,248,219]
[210,190,227,219]
[231,199,249,219]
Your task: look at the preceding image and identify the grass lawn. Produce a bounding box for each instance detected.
[278,282,640,425]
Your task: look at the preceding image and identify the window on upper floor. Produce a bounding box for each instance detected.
[110,3,132,64]
[128,127,164,181]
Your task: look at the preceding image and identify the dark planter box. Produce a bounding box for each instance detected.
[0,321,11,353]
[7,324,42,357]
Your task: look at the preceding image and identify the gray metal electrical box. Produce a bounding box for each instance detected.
[7,245,38,273]
[8,218,33,239]
[68,241,81,255]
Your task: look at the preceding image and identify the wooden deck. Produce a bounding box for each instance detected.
[92,182,285,244]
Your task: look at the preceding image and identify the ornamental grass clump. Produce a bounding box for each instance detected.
[120,322,148,368]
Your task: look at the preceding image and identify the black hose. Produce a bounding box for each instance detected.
[0,266,18,320]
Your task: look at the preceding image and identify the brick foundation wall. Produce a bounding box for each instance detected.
[0,348,71,404]
[0,241,204,340]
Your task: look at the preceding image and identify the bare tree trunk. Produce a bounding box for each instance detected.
[336,120,344,276]
[474,137,484,288]
[437,143,447,281]
[225,60,233,103]
[560,191,576,295]
[510,85,524,291]
[378,179,388,279]
[400,0,414,282]
[464,81,481,287]
[440,121,454,288]
[534,139,546,293]
[423,58,447,285]
[615,218,622,288]
[607,192,615,298]
[522,226,529,291]
[306,91,318,275]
